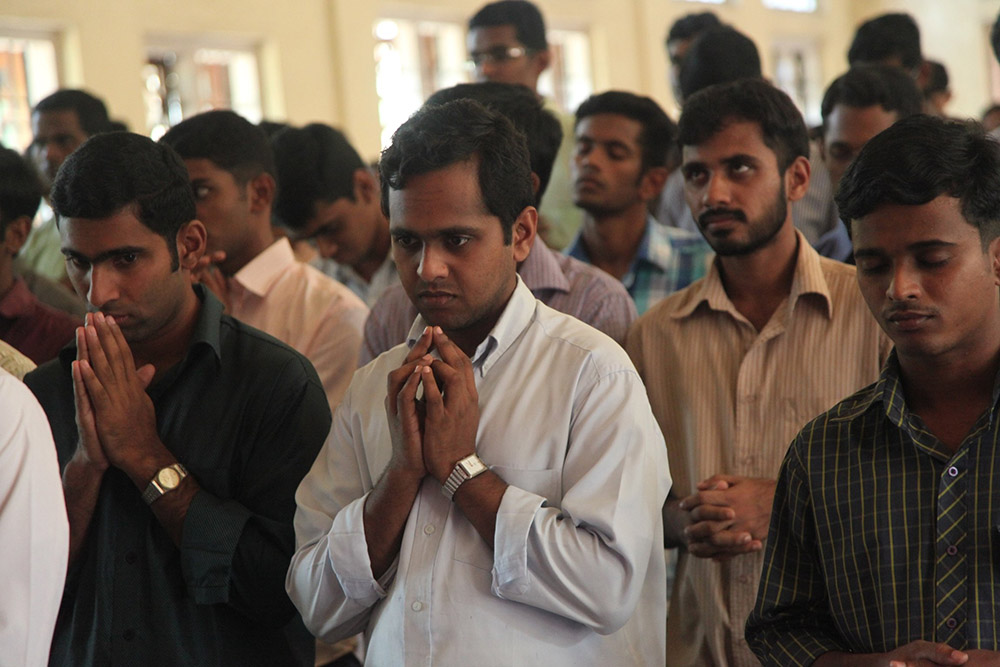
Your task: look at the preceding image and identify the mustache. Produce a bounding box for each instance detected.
[883,303,937,318]
[698,208,747,226]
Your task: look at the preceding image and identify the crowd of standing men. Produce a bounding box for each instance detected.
[5,1,1000,666]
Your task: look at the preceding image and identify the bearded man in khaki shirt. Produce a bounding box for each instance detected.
[625,79,890,666]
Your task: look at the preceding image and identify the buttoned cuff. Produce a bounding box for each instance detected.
[181,490,252,604]
[328,493,393,605]
[491,485,545,598]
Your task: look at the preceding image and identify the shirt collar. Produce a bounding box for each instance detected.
[405,275,536,377]
[671,229,833,321]
[519,241,570,294]
[0,278,35,318]
[232,237,296,297]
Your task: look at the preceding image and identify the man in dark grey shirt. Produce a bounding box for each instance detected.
[25,132,330,666]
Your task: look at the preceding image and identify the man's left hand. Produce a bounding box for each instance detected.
[680,475,776,560]
[76,312,158,470]
[418,327,480,484]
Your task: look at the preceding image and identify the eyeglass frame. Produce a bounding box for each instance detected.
[467,45,536,68]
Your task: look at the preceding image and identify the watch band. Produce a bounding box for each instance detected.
[442,454,488,500]
[141,463,189,505]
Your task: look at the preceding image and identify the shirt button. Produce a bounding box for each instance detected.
[123,629,136,641]
[738,574,751,584]
[948,466,959,477]
[125,552,137,564]
[946,545,959,556]
[946,618,958,629]
[411,601,423,612]
[423,524,435,535]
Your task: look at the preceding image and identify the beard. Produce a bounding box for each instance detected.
[697,181,788,257]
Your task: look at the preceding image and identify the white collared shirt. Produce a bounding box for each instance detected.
[288,277,671,665]
[0,368,68,666]
[228,238,368,410]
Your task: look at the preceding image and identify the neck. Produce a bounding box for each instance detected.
[717,222,799,331]
[0,262,15,299]
[228,217,277,275]
[354,216,392,283]
[130,286,201,382]
[443,278,517,358]
[579,204,648,279]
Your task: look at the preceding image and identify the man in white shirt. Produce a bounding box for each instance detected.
[286,98,670,665]
[0,366,68,665]
[160,111,367,410]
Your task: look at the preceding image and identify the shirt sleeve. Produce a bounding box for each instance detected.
[286,382,395,642]
[490,366,671,634]
[0,373,69,667]
[180,354,332,628]
[745,435,846,665]
[305,296,367,410]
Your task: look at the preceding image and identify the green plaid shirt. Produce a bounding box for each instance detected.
[747,351,1000,665]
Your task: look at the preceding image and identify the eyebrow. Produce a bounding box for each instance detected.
[853,240,958,258]
[390,225,482,240]
[61,246,146,264]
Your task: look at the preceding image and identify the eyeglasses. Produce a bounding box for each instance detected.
[467,45,532,68]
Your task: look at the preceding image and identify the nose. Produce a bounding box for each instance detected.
[702,173,732,208]
[86,265,120,310]
[886,262,920,301]
[416,245,448,283]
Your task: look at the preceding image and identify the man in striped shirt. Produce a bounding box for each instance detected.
[747,117,1000,665]
[626,79,889,666]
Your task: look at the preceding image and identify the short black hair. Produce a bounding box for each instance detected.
[993,10,1000,65]
[270,123,365,231]
[0,146,44,233]
[820,65,924,132]
[33,89,111,136]
[574,91,675,174]
[468,0,547,51]
[666,12,721,48]
[678,26,762,101]
[50,133,196,266]
[380,99,533,244]
[836,115,1000,244]
[847,13,922,71]
[425,82,561,206]
[923,60,949,97]
[679,78,809,172]
[160,110,275,185]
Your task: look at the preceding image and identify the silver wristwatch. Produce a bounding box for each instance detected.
[442,454,488,500]
[141,464,188,505]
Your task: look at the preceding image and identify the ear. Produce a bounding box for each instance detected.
[353,168,378,205]
[989,235,1000,287]
[511,206,537,264]
[532,48,552,76]
[784,155,811,203]
[247,172,276,213]
[176,219,208,271]
[639,166,669,203]
[2,216,31,256]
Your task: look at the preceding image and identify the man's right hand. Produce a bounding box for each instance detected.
[71,324,108,472]
[885,641,969,666]
[384,326,436,480]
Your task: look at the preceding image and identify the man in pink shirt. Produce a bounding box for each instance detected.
[161,111,367,411]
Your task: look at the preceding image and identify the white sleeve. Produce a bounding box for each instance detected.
[0,371,69,666]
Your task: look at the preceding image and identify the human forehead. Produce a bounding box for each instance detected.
[468,24,522,50]
[682,119,777,166]
[824,105,898,144]
[575,113,643,146]
[851,196,977,253]
[61,208,171,256]
[387,161,493,231]
[32,109,86,138]
[183,157,238,184]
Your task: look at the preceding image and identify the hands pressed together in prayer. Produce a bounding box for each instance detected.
[385,325,480,486]
[678,474,776,560]
[72,312,158,473]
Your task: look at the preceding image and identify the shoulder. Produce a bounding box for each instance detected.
[530,301,638,379]
[295,262,368,313]
[218,314,325,385]
[791,380,882,456]
[557,253,633,302]
[629,278,704,335]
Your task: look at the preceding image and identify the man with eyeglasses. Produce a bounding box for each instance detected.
[468,0,581,251]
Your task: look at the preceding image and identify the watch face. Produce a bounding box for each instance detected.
[158,468,180,489]
[460,456,487,476]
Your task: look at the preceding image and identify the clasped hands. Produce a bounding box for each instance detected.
[677,474,776,560]
[385,326,479,486]
[72,312,158,473]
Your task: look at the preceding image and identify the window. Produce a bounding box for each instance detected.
[772,37,823,127]
[0,33,58,152]
[539,28,593,114]
[145,41,262,139]
[762,0,817,11]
